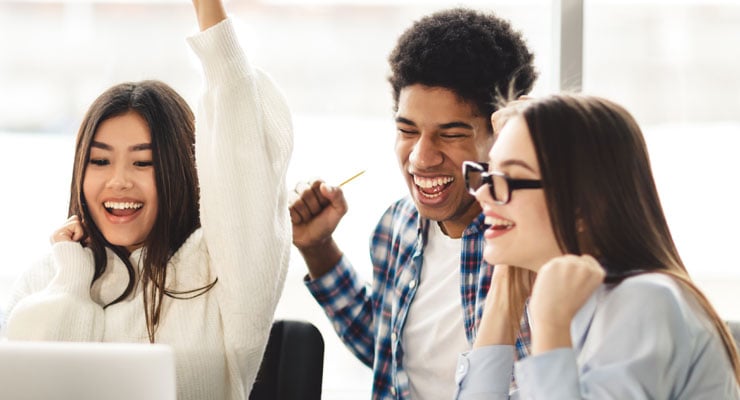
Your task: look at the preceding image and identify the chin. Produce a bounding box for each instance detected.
[414,205,450,222]
[482,246,503,266]
[103,235,145,250]
[483,247,535,271]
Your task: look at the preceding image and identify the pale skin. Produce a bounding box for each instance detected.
[473,106,605,355]
[51,0,227,248]
[50,215,86,244]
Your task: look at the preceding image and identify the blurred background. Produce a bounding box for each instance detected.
[1,0,738,398]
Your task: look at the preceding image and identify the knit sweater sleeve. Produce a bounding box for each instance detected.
[3,242,104,341]
[186,18,293,394]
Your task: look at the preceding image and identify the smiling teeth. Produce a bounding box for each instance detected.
[104,202,143,210]
[485,216,514,229]
[413,175,454,189]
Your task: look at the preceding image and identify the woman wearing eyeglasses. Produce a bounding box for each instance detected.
[454,94,740,399]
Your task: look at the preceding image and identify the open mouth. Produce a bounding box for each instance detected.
[413,175,454,199]
[485,215,515,231]
[104,201,143,217]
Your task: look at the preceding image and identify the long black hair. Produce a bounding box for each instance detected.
[69,80,214,342]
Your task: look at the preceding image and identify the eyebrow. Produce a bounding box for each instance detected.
[498,159,538,174]
[91,141,152,152]
[395,116,474,131]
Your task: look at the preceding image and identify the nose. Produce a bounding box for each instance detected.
[473,183,492,205]
[105,164,133,191]
[408,134,443,169]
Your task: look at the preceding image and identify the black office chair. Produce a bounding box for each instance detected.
[249,320,324,400]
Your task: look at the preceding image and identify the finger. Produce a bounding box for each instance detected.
[289,202,306,224]
[289,200,312,225]
[50,228,71,244]
[289,180,324,223]
[300,181,329,216]
[311,181,331,208]
[583,255,606,281]
[51,215,86,244]
[288,189,306,224]
[70,221,85,242]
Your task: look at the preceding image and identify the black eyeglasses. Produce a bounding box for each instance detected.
[463,161,543,205]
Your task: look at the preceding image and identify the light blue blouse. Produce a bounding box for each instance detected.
[455,273,740,399]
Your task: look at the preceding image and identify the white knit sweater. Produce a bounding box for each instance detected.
[3,18,293,400]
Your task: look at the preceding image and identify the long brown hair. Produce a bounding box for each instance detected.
[505,94,739,382]
[69,80,215,342]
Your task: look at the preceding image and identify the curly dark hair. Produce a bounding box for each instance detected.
[388,8,537,120]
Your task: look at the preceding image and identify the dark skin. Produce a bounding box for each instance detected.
[289,85,493,279]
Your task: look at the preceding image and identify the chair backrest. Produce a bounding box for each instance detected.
[250,319,324,400]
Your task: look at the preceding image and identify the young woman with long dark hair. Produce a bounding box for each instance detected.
[3,1,293,398]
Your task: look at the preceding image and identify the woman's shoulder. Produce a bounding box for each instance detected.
[609,272,681,296]
[602,272,711,335]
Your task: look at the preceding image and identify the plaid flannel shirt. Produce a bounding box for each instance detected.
[306,196,531,399]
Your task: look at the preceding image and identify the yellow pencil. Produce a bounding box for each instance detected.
[338,170,366,187]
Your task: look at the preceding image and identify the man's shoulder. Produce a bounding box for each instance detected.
[374,197,421,235]
[381,196,418,221]
[372,197,420,250]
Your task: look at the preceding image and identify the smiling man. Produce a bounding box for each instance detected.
[289,8,537,399]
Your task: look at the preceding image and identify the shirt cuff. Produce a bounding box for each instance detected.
[515,348,580,399]
[304,255,365,308]
[49,241,95,296]
[455,345,515,399]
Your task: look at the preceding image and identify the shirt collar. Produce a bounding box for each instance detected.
[413,207,486,240]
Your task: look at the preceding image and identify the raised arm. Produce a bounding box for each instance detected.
[192,0,227,31]
[187,0,294,389]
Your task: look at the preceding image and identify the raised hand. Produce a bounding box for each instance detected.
[289,180,348,279]
[50,215,86,244]
[528,254,605,354]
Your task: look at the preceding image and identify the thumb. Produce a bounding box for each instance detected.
[319,183,347,211]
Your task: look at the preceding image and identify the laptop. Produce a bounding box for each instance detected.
[0,341,176,400]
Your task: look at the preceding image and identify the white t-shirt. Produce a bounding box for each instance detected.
[402,222,470,399]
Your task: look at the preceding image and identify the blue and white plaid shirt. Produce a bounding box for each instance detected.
[306,197,531,399]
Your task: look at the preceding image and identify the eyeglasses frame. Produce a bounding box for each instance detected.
[462,160,543,205]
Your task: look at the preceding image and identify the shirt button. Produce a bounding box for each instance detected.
[390,387,396,396]
[455,358,470,383]
[409,280,417,289]
[391,332,397,342]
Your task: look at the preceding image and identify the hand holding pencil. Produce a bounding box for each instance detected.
[289,170,365,270]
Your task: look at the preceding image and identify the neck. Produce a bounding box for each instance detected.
[437,201,482,239]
